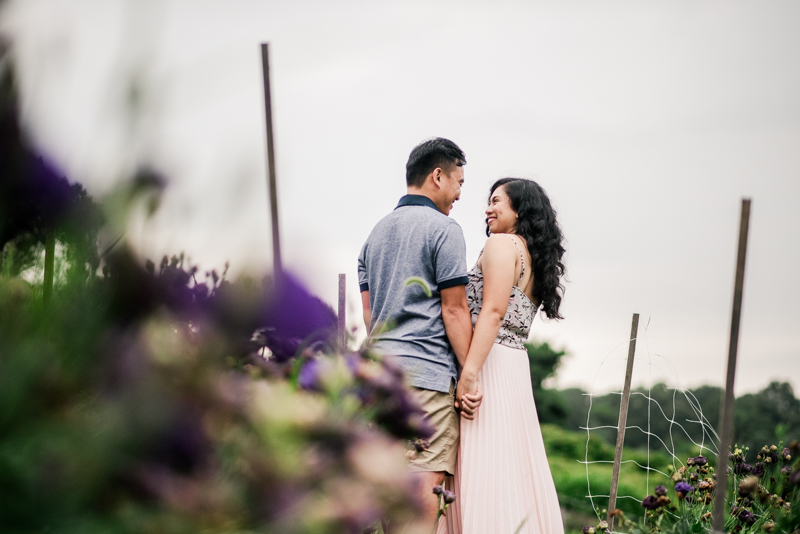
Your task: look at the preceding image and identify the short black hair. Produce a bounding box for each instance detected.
[405,138,466,188]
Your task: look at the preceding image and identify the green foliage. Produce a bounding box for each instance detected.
[555,382,800,467]
[735,382,800,453]
[542,424,673,521]
[526,340,569,425]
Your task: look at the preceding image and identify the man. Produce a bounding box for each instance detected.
[358,137,482,526]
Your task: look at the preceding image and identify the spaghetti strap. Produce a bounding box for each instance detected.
[503,234,526,285]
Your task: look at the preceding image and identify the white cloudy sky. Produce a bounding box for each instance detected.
[3,0,799,396]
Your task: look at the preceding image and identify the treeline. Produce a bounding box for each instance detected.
[527,341,800,459]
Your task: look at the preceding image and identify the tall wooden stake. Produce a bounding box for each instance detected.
[43,228,55,306]
[261,43,282,277]
[338,274,346,349]
[712,199,752,533]
[608,313,639,529]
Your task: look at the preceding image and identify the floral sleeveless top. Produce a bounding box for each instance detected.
[466,235,536,350]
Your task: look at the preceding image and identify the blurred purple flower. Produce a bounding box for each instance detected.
[443,489,456,504]
[298,358,323,392]
[780,466,792,476]
[582,527,596,534]
[641,495,659,510]
[259,273,337,362]
[352,355,434,440]
[150,411,210,474]
[411,438,430,453]
[654,485,667,496]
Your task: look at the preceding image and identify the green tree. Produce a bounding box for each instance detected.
[734,381,800,453]
[526,340,569,424]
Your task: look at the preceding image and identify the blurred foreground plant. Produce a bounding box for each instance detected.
[0,253,437,533]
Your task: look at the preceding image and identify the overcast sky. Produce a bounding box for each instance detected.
[3,0,799,396]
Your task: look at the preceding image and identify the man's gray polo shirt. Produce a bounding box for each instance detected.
[358,195,468,393]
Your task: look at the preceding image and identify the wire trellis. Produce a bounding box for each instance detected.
[581,317,720,525]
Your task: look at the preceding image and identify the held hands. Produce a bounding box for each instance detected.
[454,374,484,420]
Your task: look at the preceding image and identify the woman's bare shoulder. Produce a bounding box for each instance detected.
[482,234,520,259]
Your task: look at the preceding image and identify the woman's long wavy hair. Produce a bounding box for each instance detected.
[486,178,566,319]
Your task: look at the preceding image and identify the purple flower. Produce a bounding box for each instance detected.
[443,489,456,504]
[641,495,660,510]
[780,466,792,476]
[654,485,667,496]
[751,462,766,478]
[738,509,756,525]
[675,481,694,497]
[687,455,708,467]
[432,485,444,496]
[733,463,752,475]
[582,527,596,534]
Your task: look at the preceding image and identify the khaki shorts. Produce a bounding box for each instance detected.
[407,381,459,476]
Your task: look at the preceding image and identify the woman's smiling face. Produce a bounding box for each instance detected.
[485,184,517,234]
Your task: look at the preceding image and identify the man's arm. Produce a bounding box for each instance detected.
[441,284,483,419]
[361,290,371,332]
[440,284,472,368]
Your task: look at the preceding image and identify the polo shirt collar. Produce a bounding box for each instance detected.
[395,194,442,213]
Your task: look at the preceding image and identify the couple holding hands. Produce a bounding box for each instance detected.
[358,138,566,533]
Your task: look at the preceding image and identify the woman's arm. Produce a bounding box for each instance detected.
[455,235,520,404]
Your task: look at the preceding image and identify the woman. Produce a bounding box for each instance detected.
[440,178,566,534]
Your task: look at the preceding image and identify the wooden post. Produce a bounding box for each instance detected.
[43,228,55,306]
[260,43,282,277]
[607,313,639,529]
[712,199,751,533]
[338,274,346,349]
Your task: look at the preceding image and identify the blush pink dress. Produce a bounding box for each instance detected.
[438,237,564,534]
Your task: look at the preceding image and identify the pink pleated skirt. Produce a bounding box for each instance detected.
[438,342,564,534]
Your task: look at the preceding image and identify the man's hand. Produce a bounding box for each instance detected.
[455,376,483,420]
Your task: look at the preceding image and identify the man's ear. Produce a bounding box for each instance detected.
[431,167,443,187]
